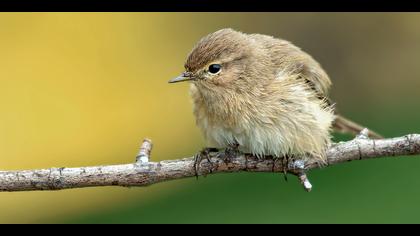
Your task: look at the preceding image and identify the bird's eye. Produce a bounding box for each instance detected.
[208,64,221,74]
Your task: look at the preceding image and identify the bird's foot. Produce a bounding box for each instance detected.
[217,143,241,164]
[271,155,291,181]
[193,147,219,179]
[282,155,294,181]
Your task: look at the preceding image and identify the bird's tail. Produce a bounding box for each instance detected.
[333,114,383,139]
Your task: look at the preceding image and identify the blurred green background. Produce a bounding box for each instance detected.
[0,13,419,223]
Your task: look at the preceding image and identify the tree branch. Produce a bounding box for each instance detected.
[0,131,419,192]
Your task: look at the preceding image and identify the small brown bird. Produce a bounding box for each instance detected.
[169,28,381,166]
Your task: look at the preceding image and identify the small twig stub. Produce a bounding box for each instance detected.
[136,138,153,163]
[298,173,312,192]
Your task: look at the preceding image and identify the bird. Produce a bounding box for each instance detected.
[169,28,381,172]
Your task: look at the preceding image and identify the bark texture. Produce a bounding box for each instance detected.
[0,132,419,192]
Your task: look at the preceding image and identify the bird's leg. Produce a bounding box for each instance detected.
[272,155,291,181]
[282,156,289,182]
[193,147,219,179]
[282,154,294,181]
[217,142,241,164]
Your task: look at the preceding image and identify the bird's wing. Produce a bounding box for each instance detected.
[249,33,332,97]
[272,38,383,139]
[298,58,383,139]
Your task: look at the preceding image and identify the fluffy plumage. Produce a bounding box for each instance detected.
[176,28,378,162]
[182,28,334,161]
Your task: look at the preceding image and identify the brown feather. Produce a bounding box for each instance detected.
[178,28,381,162]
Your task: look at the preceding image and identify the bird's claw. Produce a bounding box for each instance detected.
[217,144,241,164]
[271,156,289,181]
[193,147,218,179]
[282,155,293,181]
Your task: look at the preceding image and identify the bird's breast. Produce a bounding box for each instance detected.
[190,86,283,156]
[189,82,334,159]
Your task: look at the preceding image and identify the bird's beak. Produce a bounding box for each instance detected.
[168,72,193,83]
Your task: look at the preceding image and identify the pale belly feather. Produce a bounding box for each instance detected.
[199,117,301,158]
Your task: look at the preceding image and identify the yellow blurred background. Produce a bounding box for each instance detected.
[0,13,204,223]
[1,13,420,223]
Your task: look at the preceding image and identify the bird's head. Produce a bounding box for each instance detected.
[169,28,266,91]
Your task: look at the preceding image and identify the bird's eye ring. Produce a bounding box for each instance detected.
[208,64,222,74]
